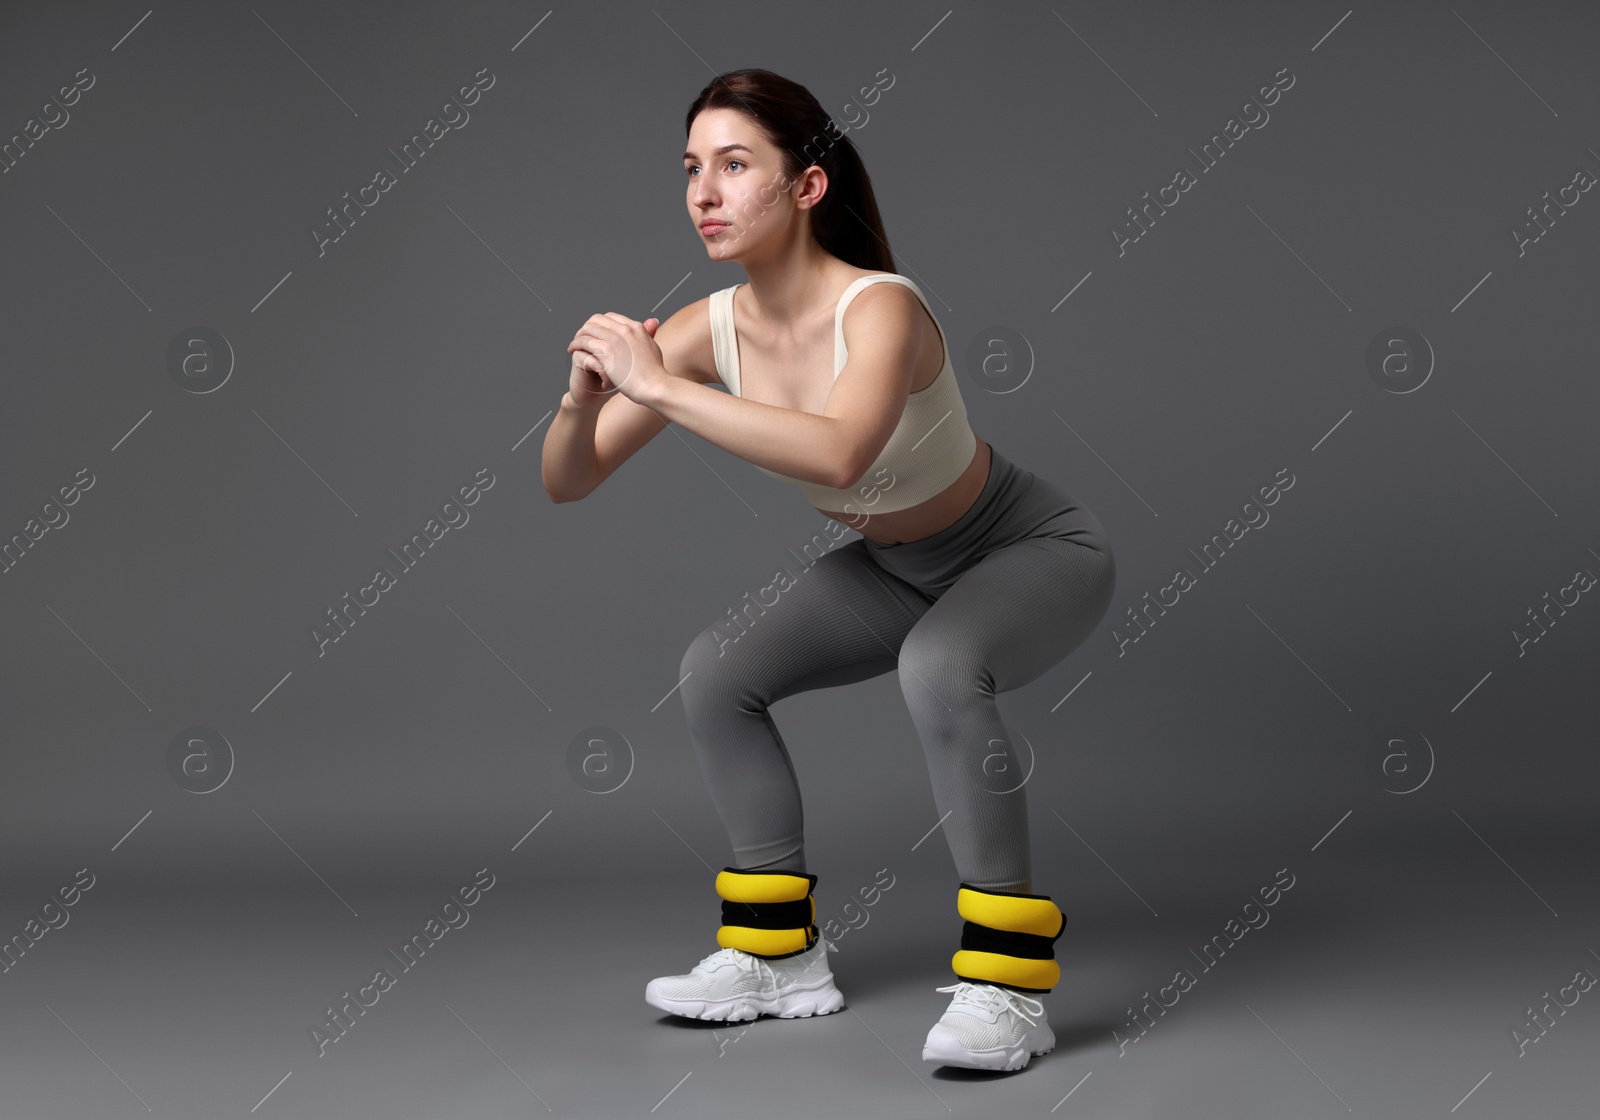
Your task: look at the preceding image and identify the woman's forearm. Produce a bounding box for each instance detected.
[642,377,852,487]
[541,392,604,502]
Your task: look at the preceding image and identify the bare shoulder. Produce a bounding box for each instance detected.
[839,275,930,348]
[653,294,722,389]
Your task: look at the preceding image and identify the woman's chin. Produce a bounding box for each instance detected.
[699,234,743,256]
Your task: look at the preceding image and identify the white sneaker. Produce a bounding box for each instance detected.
[921,981,1056,1071]
[645,936,845,1022]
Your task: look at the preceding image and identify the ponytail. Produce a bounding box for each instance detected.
[686,69,893,272]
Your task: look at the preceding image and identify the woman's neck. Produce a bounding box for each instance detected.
[739,251,853,330]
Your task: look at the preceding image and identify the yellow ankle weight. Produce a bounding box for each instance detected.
[949,883,1067,994]
[714,867,818,960]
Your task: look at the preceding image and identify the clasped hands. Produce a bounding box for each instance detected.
[567,312,671,408]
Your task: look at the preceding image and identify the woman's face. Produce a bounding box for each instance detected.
[684,108,818,260]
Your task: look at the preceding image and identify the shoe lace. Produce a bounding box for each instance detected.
[699,946,777,986]
[699,937,833,984]
[934,981,1045,1027]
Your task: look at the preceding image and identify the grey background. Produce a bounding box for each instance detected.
[2,2,1596,1117]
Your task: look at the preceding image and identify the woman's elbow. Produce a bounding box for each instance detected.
[829,434,877,491]
[542,475,593,503]
[829,454,866,492]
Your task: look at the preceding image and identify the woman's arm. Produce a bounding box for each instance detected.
[641,380,855,488]
[543,303,710,503]
[638,283,923,489]
[541,391,607,502]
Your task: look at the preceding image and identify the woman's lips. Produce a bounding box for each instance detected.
[700,222,730,235]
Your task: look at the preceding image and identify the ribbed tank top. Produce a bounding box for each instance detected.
[707,273,977,514]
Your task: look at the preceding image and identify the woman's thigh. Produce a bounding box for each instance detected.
[899,536,1115,702]
[680,538,933,706]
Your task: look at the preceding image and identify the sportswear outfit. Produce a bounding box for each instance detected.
[648,274,1116,1071]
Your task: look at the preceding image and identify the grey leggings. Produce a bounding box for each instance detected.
[677,446,1115,894]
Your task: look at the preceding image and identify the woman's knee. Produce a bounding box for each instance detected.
[679,623,733,699]
[678,616,773,715]
[1076,545,1117,632]
[898,628,991,711]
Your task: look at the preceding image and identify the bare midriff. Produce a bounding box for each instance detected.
[817,435,992,546]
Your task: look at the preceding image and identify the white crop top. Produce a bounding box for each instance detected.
[707,273,977,514]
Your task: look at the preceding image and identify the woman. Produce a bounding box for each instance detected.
[543,69,1115,1073]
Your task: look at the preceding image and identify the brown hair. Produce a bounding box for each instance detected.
[686,68,893,273]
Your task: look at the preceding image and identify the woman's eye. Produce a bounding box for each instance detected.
[727,160,743,172]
